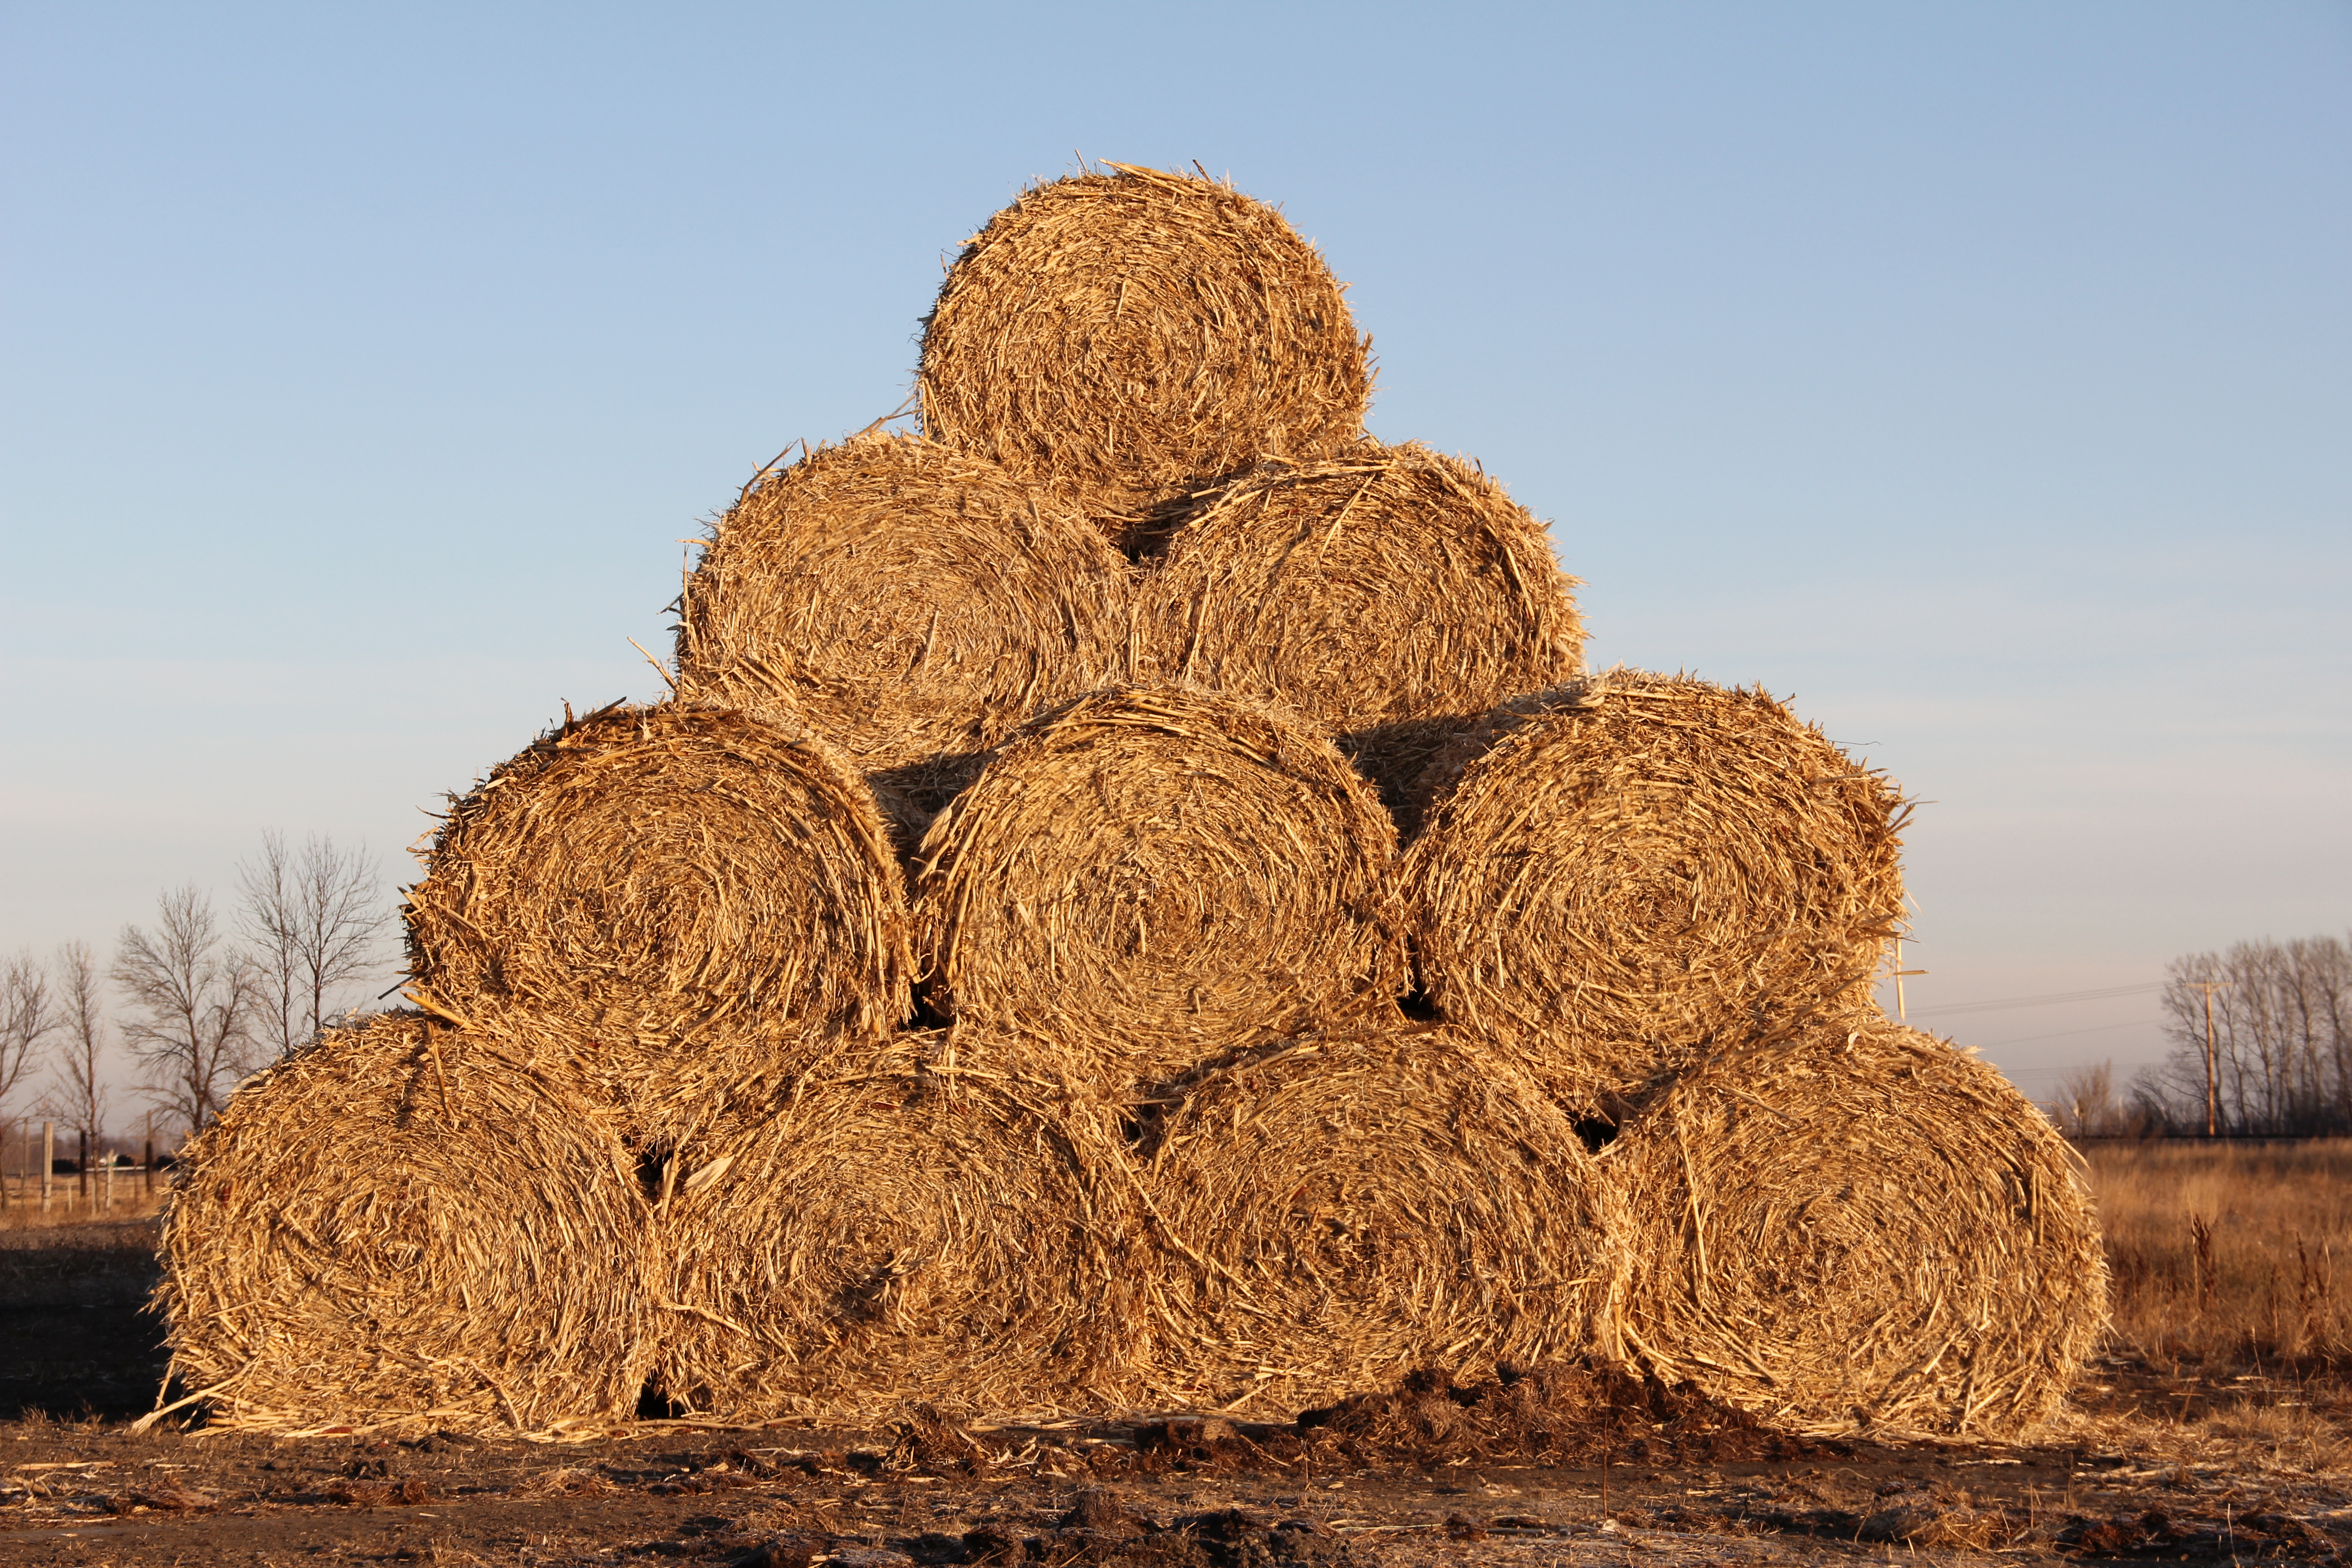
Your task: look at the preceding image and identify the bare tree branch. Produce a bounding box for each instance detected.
[114,887,260,1132]
[41,941,110,1165]
[238,831,389,1057]
[239,830,303,1060]
[2150,932,2352,1135]
[1,950,59,1116]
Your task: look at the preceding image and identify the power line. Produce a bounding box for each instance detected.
[1906,981,2164,1018]
[1969,1018,2159,1049]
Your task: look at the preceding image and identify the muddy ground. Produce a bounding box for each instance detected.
[6,1218,2350,1566]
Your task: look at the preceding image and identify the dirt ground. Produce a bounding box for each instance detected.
[6,1216,2351,1566]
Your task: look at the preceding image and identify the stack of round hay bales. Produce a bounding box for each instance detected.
[154,160,2107,1444]
[1388,671,2107,1435]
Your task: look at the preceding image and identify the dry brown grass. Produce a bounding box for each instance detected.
[1401,670,1909,1108]
[0,1179,165,1227]
[918,164,1369,537]
[1132,1024,1618,1420]
[1136,442,1584,814]
[1599,1013,2108,1439]
[2086,1137,2352,1371]
[911,684,1408,1092]
[647,1032,1144,1424]
[403,701,913,1137]
[672,431,1136,823]
[153,1012,653,1436]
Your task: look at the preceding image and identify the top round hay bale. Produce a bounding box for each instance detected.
[673,432,1137,804]
[1137,441,1583,811]
[911,684,1408,1090]
[1134,1024,1618,1419]
[1598,1013,2108,1438]
[154,1012,652,1436]
[1399,671,1907,1106]
[918,164,1371,534]
[648,1032,1147,1423]
[404,702,912,1122]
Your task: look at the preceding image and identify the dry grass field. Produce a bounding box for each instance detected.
[0,1182,166,1230]
[2086,1138,2352,1372]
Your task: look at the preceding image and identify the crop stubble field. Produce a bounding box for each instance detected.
[4,1142,2352,1566]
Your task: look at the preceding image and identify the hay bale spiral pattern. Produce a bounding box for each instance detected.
[1599,1013,2109,1437]
[912,685,1407,1090]
[673,432,1136,792]
[1139,441,1583,811]
[1136,1025,1618,1418]
[650,1034,1142,1422]
[918,164,1369,531]
[154,1013,652,1435]
[1401,671,1907,1104]
[403,703,912,1125]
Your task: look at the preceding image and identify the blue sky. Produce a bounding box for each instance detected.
[4,1,2346,1102]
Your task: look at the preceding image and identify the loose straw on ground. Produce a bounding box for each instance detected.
[1137,441,1583,813]
[403,702,912,1133]
[1134,1025,1618,1419]
[911,684,1407,1091]
[918,163,1370,538]
[648,1033,1144,1423]
[151,1012,652,1436]
[1400,670,1907,1107]
[1598,1012,2109,1438]
[674,432,1135,829]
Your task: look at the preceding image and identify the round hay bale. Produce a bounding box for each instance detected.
[1399,671,1908,1106]
[649,1033,1147,1422]
[911,684,1408,1089]
[1135,1025,1618,1418]
[1598,1014,2108,1437]
[403,702,913,1130]
[1138,441,1583,813]
[153,1012,652,1435]
[673,432,1137,801]
[918,163,1370,534]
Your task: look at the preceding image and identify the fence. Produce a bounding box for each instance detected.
[0,1117,172,1221]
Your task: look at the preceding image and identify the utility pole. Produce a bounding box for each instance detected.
[40,1121,53,1214]
[2185,979,2230,1138]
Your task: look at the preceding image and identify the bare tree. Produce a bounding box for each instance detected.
[2049,1060,2118,1138]
[42,942,110,1185]
[114,887,260,1132]
[2152,933,2352,1134]
[1,949,59,1117]
[237,831,389,1058]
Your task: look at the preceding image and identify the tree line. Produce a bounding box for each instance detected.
[2052,931,2352,1137]
[0,833,387,1166]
